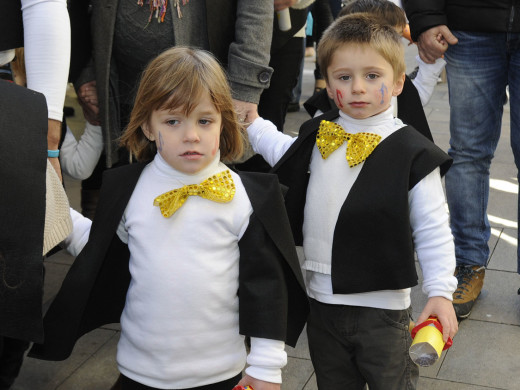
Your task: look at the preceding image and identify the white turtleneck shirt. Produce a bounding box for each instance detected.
[247,107,457,310]
[63,152,287,388]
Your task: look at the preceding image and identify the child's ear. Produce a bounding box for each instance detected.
[142,123,155,141]
[392,72,406,96]
[325,82,335,100]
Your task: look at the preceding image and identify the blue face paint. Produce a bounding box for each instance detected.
[158,131,164,152]
[380,83,388,104]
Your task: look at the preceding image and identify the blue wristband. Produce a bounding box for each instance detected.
[47,149,60,158]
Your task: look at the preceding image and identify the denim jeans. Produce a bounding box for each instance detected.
[444,31,520,272]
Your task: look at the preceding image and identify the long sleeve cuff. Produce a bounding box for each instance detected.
[246,117,295,166]
[245,337,287,384]
[412,55,446,106]
[61,208,91,256]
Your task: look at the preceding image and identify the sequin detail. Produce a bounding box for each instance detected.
[153,170,235,218]
[316,120,381,167]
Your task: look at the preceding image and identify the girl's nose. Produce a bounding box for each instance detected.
[183,125,200,142]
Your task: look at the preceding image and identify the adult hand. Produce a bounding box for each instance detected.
[233,99,259,125]
[417,25,458,64]
[274,0,297,12]
[416,296,458,344]
[77,80,100,125]
[47,118,63,181]
[235,374,281,390]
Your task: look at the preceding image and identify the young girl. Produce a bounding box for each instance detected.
[29,47,309,390]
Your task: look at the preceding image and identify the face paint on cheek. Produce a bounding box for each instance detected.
[211,134,219,156]
[379,83,388,104]
[336,89,344,108]
[158,131,164,152]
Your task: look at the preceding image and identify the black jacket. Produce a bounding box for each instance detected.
[29,164,309,361]
[404,0,520,41]
[0,81,47,342]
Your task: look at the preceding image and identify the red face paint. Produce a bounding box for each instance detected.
[211,134,219,156]
[336,89,344,108]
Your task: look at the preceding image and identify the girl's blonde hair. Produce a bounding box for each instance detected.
[317,13,406,84]
[120,47,244,162]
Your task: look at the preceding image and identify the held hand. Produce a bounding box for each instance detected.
[235,374,281,390]
[233,99,259,125]
[416,296,458,343]
[274,0,297,12]
[417,25,458,64]
[77,81,101,125]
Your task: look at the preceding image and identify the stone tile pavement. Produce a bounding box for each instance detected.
[11,44,520,389]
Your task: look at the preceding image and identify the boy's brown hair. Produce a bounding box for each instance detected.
[339,0,407,33]
[317,13,406,84]
[120,47,244,162]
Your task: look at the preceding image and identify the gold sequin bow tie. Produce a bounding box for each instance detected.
[153,170,235,218]
[316,120,382,167]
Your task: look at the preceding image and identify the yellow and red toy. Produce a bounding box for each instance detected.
[409,316,453,367]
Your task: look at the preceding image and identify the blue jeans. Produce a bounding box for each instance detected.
[444,31,520,272]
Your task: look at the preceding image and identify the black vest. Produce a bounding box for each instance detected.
[272,111,452,294]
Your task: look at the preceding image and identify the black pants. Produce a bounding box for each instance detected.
[120,373,241,390]
[0,336,30,390]
[259,36,305,132]
[307,299,418,390]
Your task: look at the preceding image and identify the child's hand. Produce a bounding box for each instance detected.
[77,81,100,125]
[416,296,458,343]
[235,374,281,390]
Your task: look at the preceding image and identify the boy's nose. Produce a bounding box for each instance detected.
[352,79,365,94]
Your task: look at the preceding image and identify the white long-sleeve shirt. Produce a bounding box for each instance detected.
[22,0,70,121]
[247,107,457,310]
[60,123,103,180]
[412,55,446,106]
[62,153,286,388]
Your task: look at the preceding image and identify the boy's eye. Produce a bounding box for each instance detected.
[366,73,379,80]
[339,75,351,81]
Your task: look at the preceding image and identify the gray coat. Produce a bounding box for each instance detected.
[76,0,274,167]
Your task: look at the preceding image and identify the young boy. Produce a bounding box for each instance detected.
[245,14,458,389]
[304,0,446,143]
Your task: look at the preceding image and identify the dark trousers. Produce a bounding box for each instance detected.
[259,36,305,132]
[120,373,241,390]
[307,299,418,390]
[0,336,30,390]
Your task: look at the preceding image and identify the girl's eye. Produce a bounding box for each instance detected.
[367,73,379,80]
[166,119,179,126]
[199,119,211,125]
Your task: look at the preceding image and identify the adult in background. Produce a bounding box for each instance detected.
[259,0,315,132]
[404,0,520,319]
[0,1,71,388]
[72,0,275,218]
